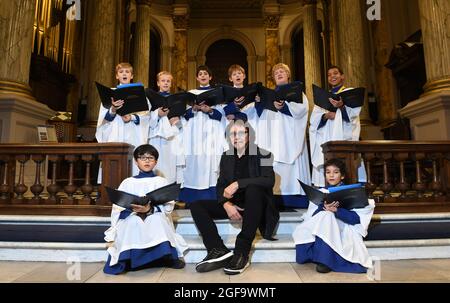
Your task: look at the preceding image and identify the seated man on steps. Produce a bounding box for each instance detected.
[190,119,279,275]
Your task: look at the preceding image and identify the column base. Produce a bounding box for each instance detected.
[399,91,450,140]
[0,92,54,143]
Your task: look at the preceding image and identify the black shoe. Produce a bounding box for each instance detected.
[195,248,233,273]
[316,263,332,273]
[169,258,186,269]
[223,253,250,275]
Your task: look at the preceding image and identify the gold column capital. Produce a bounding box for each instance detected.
[172,14,189,30]
[263,14,280,29]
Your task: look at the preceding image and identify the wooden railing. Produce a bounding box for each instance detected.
[322,141,450,213]
[0,143,133,216]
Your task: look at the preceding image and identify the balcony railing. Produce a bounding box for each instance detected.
[0,143,133,216]
[322,141,450,213]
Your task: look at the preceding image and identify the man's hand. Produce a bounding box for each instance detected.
[169,116,180,126]
[223,181,239,199]
[274,100,285,111]
[324,111,336,120]
[158,107,169,117]
[223,202,244,221]
[130,203,151,214]
[121,114,132,123]
[111,98,124,114]
[323,201,339,213]
[329,97,344,108]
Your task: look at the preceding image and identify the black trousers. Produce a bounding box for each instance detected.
[190,184,268,256]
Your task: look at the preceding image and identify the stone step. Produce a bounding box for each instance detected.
[172,210,304,235]
[1,236,450,263]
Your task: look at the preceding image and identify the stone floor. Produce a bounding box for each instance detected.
[1,259,450,283]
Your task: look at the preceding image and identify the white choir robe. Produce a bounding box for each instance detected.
[104,174,188,273]
[95,102,150,180]
[292,197,375,271]
[178,88,228,202]
[309,88,366,187]
[246,93,311,199]
[148,110,184,184]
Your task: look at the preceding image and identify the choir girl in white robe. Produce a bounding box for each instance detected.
[95,63,150,178]
[103,144,188,275]
[293,159,374,273]
[246,63,311,208]
[147,71,184,184]
[178,65,228,204]
[309,66,366,187]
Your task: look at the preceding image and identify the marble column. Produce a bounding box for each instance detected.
[172,6,189,91]
[303,0,323,110]
[133,0,151,87]
[399,0,450,140]
[263,15,281,88]
[0,0,54,143]
[86,0,118,126]
[335,0,371,125]
[0,0,37,97]
[371,0,397,129]
[418,0,450,95]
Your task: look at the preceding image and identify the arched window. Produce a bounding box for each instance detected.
[205,39,248,86]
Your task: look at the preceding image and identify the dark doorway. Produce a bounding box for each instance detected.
[291,27,305,83]
[149,28,161,91]
[205,39,248,86]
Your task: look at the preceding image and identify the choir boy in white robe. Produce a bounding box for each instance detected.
[148,71,184,184]
[103,144,188,275]
[309,65,366,187]
[95,62,150,178]
[293,159,374,273]
[179,65,228,204]
[246,63,311,208]
[223,64,254,123]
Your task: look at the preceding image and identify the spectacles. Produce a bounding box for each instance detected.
[230,131,248,137]
[138,156,156,162]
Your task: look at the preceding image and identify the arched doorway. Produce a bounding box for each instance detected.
[205,39,248,86]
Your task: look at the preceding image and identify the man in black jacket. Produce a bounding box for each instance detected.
[190,119,279,275]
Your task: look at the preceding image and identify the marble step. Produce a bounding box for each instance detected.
[1,236,450,263]
[173,210,304,235]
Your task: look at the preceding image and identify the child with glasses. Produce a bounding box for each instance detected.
[103,144,188,275]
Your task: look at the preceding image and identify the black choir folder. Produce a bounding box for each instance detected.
[105,183,181,209]
[221,82,262,108]
[145,89,190,118]
[192,86,225,107]
[95,82,149,116]
[312,84,365,112]
[259,81,304,111]
[298,181,369,209]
